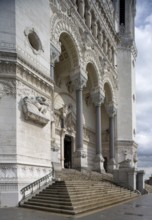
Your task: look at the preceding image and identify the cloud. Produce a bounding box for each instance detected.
[135,0,152,179]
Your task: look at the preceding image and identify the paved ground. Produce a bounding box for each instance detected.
[0,194,152,220]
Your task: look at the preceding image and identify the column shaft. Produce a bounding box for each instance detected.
[76,89,83,150]
[109,116,115,160]
[96,105,102,155]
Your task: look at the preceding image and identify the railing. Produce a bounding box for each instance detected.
[20,164,55,202]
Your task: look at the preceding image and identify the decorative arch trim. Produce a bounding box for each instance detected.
[84,49,102,88]
[103,76,118,106]
[50,14,83,69]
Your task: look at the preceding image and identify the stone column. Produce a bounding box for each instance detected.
[92,20,98,38]
[78,0,85,18]
[91,88,105,173]
[98,30,103,47]
[85,8,92,28]
[106,103,117,171]
[71,68,88,170]
[103,35,108,54]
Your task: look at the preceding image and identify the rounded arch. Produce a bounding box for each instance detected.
[84,49,101,88]
[103,76,118,106]
[104,82,113,104]
[86,63,99,88]
[50,14,83,68]
[59,32,79,69]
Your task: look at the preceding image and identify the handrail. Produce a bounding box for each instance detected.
[20,164,55,202]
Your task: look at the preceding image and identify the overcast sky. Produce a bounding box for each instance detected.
[135,0,152,179]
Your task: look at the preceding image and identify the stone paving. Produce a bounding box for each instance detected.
[0,194,152,220]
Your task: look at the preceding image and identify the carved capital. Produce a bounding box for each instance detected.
[106,103,117,117]
[91,87,105,106]
[70,67,88,90]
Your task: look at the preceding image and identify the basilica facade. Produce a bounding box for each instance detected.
[0,0,140,207]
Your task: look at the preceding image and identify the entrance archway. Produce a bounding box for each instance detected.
[64,135,72,169]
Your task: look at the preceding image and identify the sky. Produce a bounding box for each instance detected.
[135,0,152,179]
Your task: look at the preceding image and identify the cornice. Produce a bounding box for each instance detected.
[0,59,54,98]
[118,37,137,59]
[116,140,138,148]
[0,51,54,86]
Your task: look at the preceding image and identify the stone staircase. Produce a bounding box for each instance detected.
[20,169,139,215]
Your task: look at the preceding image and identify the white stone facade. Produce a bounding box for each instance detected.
[0,0,140,206]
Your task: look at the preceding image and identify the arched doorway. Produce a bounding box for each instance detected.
[64,135,72,169]
[53,32,79,169]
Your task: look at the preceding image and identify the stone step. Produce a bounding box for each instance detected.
[36,190,135,203]
[45,185,129,193]
[23,194,138,215]
[20,169,138,216]
[29,193,137,207]
[24,201,74,210]
[21,204,75,215]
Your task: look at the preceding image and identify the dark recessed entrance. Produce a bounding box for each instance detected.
[64,135,72,169]
[104,157,108,172]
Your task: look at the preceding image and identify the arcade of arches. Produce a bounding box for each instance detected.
[52,32,116,172]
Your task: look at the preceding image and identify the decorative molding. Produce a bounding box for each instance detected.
[0,164,50,180]
[116,140,138,148]
[0,58,53,98]
[0,79,16,99]
[22,96,50,125]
